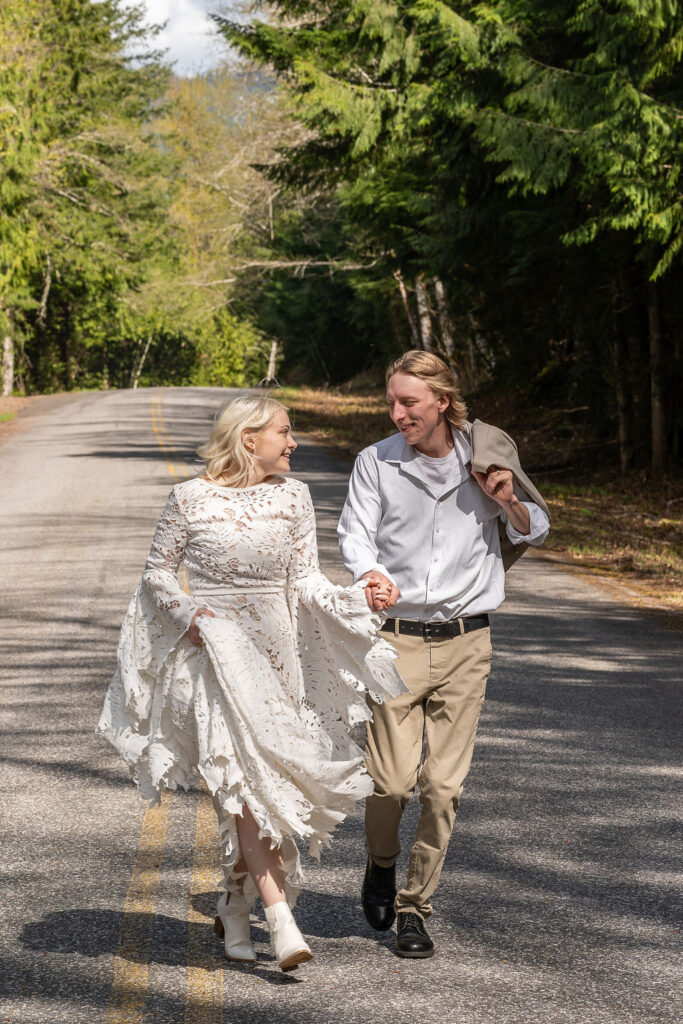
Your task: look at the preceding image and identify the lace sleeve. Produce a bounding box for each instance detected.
[288,485,324,586]
[287,483,406,709]
[141,488,199,631]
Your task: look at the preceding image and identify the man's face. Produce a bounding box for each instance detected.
[386,372,449,447]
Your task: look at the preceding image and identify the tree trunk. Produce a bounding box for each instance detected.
[433,277,455,360]
[131,335,152,389]
[2,327,14,397]
[62,303,72,391]
[2,303,14,397]
[37,255,52,328]
[266,340,278,380]
[393,270,420,347]
[415,273,432,351]
[614,349,634,475]
[611,275,634,475]
[648,278,666,477]
[672,315,681,467]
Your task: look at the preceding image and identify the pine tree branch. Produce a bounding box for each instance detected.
[484,107,582,136]
[233,257,383,274]
[525,55,683,119]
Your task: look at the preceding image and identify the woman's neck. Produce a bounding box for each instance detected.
[245,467,267,487]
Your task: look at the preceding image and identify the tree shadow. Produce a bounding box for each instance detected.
[18,907,307,989]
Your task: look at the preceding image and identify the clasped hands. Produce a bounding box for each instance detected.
[361,572,400,612]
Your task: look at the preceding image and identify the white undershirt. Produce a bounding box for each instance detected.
[415,446,458,498]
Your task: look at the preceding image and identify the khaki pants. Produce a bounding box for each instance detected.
[365,626,492,919]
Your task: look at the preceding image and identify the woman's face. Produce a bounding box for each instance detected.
[246,408,297,477]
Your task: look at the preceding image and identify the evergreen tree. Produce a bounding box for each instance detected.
[219,1,682,473]
[1,0,176,393]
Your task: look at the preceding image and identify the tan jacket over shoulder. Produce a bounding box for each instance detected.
[466,419,550,572]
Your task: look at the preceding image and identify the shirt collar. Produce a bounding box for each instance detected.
[386,425,471,498]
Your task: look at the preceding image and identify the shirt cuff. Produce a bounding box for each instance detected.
[353,563,397,586]
[505,502,550,546]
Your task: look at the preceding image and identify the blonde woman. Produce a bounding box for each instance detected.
[98,395,404,971]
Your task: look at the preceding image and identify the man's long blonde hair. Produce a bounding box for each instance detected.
[386,350,468,429]
[197,395,288,487]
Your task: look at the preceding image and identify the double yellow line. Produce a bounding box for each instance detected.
[105,392,224,1024]
[150,393,181,480]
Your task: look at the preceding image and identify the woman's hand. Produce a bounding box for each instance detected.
[188,606,216,646]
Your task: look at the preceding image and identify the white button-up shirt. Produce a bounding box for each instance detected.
[338,428,549,621]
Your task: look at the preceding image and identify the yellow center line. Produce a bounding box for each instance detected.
[185,793,224,1024]
[154,398,173,443]
[104,793,171,1024]
[150,394,178,478]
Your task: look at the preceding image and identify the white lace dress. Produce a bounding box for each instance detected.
[97,475,405,904]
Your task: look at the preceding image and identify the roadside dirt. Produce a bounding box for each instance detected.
[0,395,45,441]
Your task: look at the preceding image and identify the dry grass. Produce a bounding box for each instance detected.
[280,386,389,461]
[281,385,683,613]
[540,483,683,610]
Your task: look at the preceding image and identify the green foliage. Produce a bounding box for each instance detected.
[1,2,272,394]
[191,313,268,388]
[218,0,682,473]
[2,1,681,476]
[467,0,683,278]
[0,0,176,390]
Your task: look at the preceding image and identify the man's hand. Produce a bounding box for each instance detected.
[361,571,400,612]
[472,465,531,535]
[188,606,216,646]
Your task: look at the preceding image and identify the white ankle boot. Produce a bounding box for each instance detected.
[214,890,256,962]
[264,901,313,972]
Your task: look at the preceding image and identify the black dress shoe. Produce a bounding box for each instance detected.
[395,911,435,958]
[361,855,397,931]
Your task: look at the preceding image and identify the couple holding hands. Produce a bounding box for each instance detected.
[98,350,549,971]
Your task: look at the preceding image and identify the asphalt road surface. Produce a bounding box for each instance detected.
[0,387,680,1024]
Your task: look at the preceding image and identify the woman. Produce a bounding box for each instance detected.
[97,395,404,972]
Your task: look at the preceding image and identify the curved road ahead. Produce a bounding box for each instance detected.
[0,387,680,1024]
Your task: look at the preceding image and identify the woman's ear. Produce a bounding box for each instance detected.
[241,430,255,452]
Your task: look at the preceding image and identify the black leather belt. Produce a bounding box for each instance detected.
[380,615,490,640]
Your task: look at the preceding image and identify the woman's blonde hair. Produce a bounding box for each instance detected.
[385,350,468,429]
[197,394,289,486]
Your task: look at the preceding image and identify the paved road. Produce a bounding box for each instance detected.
[0,388,680,1024]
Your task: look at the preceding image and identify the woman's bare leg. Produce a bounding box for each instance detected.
[232,856,248,891]
[235,805,286,908]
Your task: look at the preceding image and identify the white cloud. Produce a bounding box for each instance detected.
[124,1,234,76]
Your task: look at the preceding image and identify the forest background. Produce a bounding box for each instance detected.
[1,0,682,608]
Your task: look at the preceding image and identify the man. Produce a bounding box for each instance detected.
[338,350,550,959]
